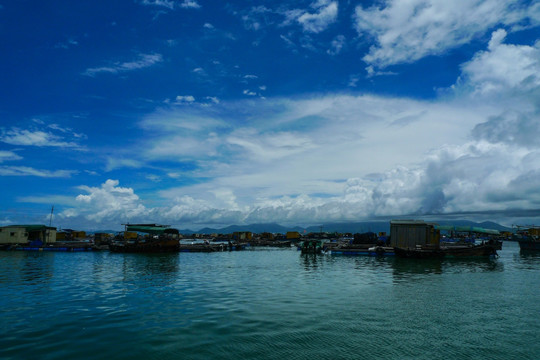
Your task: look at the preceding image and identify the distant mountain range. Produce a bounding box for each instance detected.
[176,220,512,235]
[85,220,511,235]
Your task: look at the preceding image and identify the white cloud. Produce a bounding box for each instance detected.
[205,96,220,104]
[55,38,79,49]
[243,89,257,96]
[0,166,76,178]
[84,53,163,76]
[0,151,22,163]
[0,128,81,148]
[141,0,175,10]
[354,0,540,68]
[327,35,345,55]
[60,179,148,223]
[50,32,540,229]
[179,0,200,9]
[141,0,200,10]
[457,29,540,97]
[175,95,196,104]
[296,1,338,33]
[105,157,145,172]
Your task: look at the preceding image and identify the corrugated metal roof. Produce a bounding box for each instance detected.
[435,225,499,235]
[0,225,55,231]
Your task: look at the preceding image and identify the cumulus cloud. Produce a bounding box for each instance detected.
[59,180,148,223]
[354,0,540,68]
[83,53,163,76]
[457,29,540,97]
[50,29,540,229]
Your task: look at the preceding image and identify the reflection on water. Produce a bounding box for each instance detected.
[0,252,55,286]
[391,256,503,282]
[117,253,180,286]
[300,253,320,270]
[515,249,540,270]
[0,245,539,360]
[391,258,443,281]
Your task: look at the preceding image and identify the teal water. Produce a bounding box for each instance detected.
[1,241,539,360]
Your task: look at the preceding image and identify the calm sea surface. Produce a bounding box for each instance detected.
[1,241,539,360]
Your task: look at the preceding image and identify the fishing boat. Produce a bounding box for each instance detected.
[393,243,497,258]
[299,239,324,254]
[391,220,498,259]
[513,225,540,251]
[109,224,180,253]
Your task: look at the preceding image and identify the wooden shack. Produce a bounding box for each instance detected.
[0,225,57,244]
[390,220,440,249]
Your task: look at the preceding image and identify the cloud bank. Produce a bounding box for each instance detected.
[56,30,540,229]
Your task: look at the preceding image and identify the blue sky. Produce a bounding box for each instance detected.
[1,0,540,231]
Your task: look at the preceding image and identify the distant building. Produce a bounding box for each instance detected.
[0,225,57,244]
[56,229,87,241]
[232,232,252,240]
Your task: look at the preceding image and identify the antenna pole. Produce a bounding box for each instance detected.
[49,205,54,227]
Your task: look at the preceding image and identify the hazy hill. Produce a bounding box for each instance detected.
[176,220,511,235]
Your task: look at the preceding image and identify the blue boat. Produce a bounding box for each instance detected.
[328,246,395,256]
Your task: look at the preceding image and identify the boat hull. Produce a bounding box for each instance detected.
[518,240,540,251]
[109,240,180,253]
[394,244,497,258]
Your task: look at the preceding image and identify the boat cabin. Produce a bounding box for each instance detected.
[390,220,440,250]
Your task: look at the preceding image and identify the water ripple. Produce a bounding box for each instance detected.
[1,246,539,359]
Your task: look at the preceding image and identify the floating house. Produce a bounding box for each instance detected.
[391,220,498,258]
[0,225,57,245]
[286,231,301,240]
[390,220,440,249]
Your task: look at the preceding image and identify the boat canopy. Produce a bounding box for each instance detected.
[436,225,499,235]
[126,225,179,235]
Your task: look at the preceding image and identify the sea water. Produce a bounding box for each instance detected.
[1,241,539,360]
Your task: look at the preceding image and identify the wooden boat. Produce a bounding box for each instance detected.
[109,238,180,253]
[391,220,499,259]
[394,243,497,259]
[299,239,324,254]
[109,224,180,253]
[327,244,395,256]
[513,225,540,251]
[249,239,292,247]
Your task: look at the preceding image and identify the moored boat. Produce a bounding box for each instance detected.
[391,220,498,259]
[513,225,540,251]
[299,239,324,254]
[109,224,180,253]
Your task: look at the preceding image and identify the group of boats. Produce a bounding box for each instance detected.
[300,221,510,259]
[4,221,539,259]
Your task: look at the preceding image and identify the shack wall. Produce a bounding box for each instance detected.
[0,227,28,244]
[390,221,439,249]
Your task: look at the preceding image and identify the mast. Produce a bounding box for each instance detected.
[49,205,54,227]
[47,205,54,243]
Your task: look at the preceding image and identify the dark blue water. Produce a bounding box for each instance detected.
[1,241,539,360]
